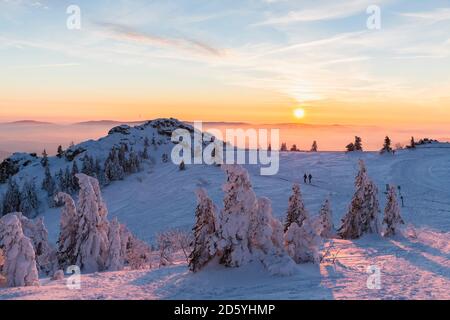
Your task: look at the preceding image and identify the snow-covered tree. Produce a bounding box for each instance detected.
[41,149,49,167]
[218,165,257,267]
[81,154,96,177]
[20,180,40,218]
[55,192,78,269]
[70,161,80,191]
[14,212,55,275]
[310,141,318,152]
[382,185,404,237]
[105,148,125,181]
[250,197,296,275]
[57,145,65,158]
[0,214,39,287]
[189,188,218,272]
[380,136,393,154]
[315,198,335,238]
[354,136,363,151]
[285,217,322,264]
[42,165,56,197]
[73,173,110,273]
[2,178,21,215]
[338,160,380,239]
[346,142,355,152]
[125,150,141,174]
[284,184,309,232]
[410,136,416,149]
[106,218,124,271]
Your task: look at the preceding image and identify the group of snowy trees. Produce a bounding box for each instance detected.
[280,141,319,152]
[189,161,405,274]
[346,136,363,152]
[55,174,151,273]
[189,165,333,275]
[2,178,40,218]
[338,160,404,239]
[0,174,150,288]
[104,144,142,183]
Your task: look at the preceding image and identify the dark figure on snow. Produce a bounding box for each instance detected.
[304,174,308,184]
[308,174,313,184]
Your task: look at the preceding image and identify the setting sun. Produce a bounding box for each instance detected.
[294,108,305,119]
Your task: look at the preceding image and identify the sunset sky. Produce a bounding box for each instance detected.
[1,0,450,126]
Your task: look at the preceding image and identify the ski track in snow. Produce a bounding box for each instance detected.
[1,148,449,299]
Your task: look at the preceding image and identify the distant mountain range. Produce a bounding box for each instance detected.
[1,120,55,125]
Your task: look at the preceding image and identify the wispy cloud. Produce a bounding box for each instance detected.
[254,0,381,25]
[399,8,450,23]
[7,63,80,70]
[96,22,225,58]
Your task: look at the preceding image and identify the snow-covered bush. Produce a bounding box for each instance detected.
[285,217,322,264]
[0,214,39,287]
[157,231,176,267]
[218,165,257,267]
[119,224,152,270]
[250,197,297,275]
[284,184,309,232]
[338,160,380,239]
[315,199,335,238]
[382,185,404,237]
[189,188,218,272]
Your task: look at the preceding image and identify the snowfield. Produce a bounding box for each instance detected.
[0,121,449,300]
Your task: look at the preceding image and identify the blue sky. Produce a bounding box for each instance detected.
[1,0,449,124]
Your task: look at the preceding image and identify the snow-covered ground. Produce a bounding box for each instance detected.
[0,123,449,300]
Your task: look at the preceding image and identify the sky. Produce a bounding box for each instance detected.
[1,0,450,127]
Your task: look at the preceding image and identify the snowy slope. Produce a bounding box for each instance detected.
[0,120,449,299]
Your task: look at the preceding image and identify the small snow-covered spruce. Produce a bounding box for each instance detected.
[380,136,393,154]
[346,142,355,152]
[310,141,318,152]
[316,198,335,238]
[41,149,49,167]
[70,161,80,191]
[42,165,56,198]
[285,217,322,264]
[0,214,39,287]
[382,185,405,237]
[14,212,55,275]
[55,192,78,269]
[189,188,218,272]
[20,180,40,218]
[73,174,110,273]
[104,148,125,182]
[2,178,21,215]
[410,136,416,149]
[338,160,380,239]
[218,165,257,268]
[57,145,65,158]
[284,184,309,232]
[354,136,363,151]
